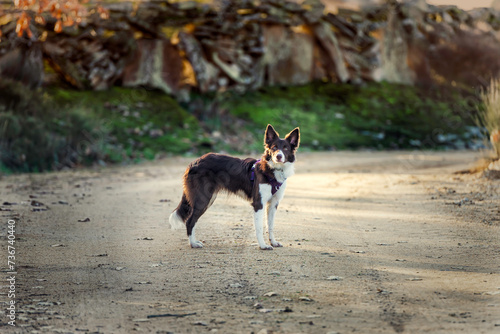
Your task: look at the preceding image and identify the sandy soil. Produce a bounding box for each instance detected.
[0,151,499,334]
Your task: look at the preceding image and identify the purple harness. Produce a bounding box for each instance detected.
[250,159,283,195]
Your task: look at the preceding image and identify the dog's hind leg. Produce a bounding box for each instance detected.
[186,206,208,248]
[169,193,191,229]
[185,190,215,248]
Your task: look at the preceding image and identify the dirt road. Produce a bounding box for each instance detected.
[1,151,499,333]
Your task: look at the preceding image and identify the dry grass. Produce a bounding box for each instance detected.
[478,79,500,158]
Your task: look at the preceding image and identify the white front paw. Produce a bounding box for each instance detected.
[259,244,274,250]
[271,240,283,247]
[190,240,204,248]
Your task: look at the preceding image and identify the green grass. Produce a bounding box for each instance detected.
[221,82,477,150]
[0,80,479,173]
[0,83,204,172]
[49,87,202,157]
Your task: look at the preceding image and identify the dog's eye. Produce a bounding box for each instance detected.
[271,147,278,151]
[283,147,288,151]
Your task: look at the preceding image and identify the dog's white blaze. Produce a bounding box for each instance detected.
[169,210,185,230]
[274,150,285,164]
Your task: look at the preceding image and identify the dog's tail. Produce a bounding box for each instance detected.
[169,193,191,230]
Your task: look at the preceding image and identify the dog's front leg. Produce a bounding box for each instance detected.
[254,208,273,250]
[267,200,282,247]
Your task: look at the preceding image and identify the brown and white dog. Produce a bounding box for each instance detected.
[169,124,300,250]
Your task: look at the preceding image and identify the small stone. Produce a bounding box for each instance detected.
[257,329,271,334]
[263,291,278,297]
[299,296,313,302]
[230,283,243,288]
[253,302,263,309]
[193,321,208,326]
[259,309,273,313]
[243,296,257,300]
[327,276,342,281]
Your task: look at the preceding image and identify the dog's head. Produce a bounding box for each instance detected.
[264,124,300,166]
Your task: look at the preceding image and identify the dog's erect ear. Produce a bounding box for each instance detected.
[285,127,300,150]
[265,124,279,145]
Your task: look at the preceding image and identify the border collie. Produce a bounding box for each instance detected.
[169,124,300,250]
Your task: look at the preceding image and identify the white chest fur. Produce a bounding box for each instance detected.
[273,162,295,183]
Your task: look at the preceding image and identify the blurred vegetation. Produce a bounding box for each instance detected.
[0,79,480,173]
[477,79,500,158]
[221,82,478,151]
[0,79,110,173]
[0,81,202,173]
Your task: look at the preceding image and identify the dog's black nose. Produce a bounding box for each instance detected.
[276,154,283,161]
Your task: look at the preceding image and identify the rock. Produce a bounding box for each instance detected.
[256,329,272,334]
[263,291,278,297]
[176,1,198,11]
[267,271,281,276]
[260,25,314,86]
[192,321,208,326]
[211,52,252,85]
[253,302,263,309]
[31,200,45,207]
[375,7,415,84]
[259,308,273,313]
[122,39,189,96]
[4,0,499,94]
[178,32,220,93]
[301,0,325,24]
[325,13,356,38]
[312,21,350,82]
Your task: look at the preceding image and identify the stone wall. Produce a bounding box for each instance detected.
[1,0,500,96]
